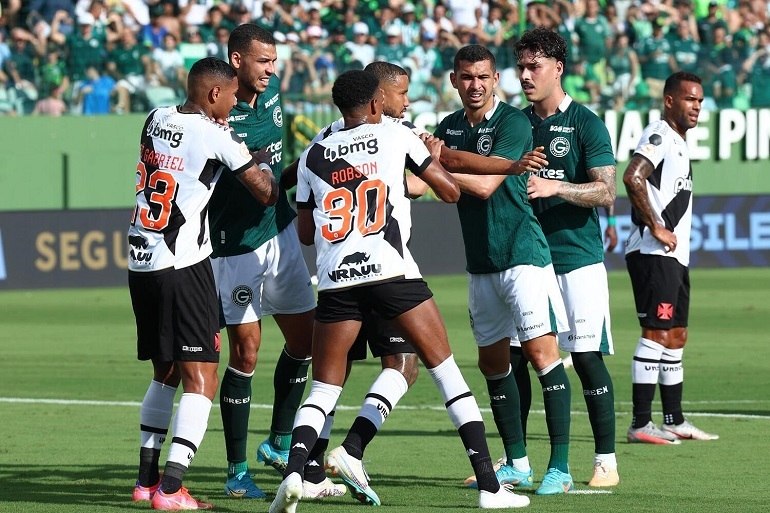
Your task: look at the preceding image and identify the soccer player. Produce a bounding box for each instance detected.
[269,69,530,513]
[624,71,719,444]
[128,56,277,510]
[435,44,574,496]
[206,24,330,500]
[515,27,620,487]
[300,62,424,506]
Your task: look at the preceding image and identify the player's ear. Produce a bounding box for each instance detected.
[209,85,221,104]
[449,71,457,89]
[229,51,241,69]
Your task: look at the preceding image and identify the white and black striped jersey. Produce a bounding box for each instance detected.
[625,120,693,266]
[296,121,431,291]
[128,106,255,272]
[312,115,426,145]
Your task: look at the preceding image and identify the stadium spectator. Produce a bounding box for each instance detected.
[376,25,409,65]
[420,2,454,38]
[398,3,420,47]
[198,6,230,44]
[405,30,443,102]
[77,64,115,114]
[4,27,43,114]
[139,6,169,49]
[740,29,770,107]
[151,33,187,94]
[178,0,219,27]
[669,19,701,74]
[207,25,230,61]
[108,26,151,113]
[32,83,67,115]
[606,32,640,110]
[637,19,676,106]
[345,21,376,68]
[696,1,728,46]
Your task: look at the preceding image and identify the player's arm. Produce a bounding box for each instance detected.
[527,164,616,208]
[297,208,314,245]
[236,163,279,206]
[281,159,299,189]
[417,135,460,203]
[623,154,677,251]
[604,203,618,252]
[439,145,548,175]
[405,173,429,198]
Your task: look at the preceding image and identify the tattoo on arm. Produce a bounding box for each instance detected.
[558,165,616,208]
[623,156,658,230]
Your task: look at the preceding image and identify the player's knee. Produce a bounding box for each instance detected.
[401,354,419,387]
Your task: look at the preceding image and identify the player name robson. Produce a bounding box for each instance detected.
[330,161,378,185]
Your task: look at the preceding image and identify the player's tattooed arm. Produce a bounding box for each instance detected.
[527,164,616,208]
[237,163,279,206]
[623,154,677,249]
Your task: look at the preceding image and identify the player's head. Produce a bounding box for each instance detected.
[450,45,499,114]
[663,71,703,136]
[187,57,239,120]
[365,61,410,119]
[515,27,567,105]
[332,70,383,122]
[228,23,278,96]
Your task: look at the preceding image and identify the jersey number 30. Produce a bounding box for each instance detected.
[321,180,387,243]
[131,162,179,231]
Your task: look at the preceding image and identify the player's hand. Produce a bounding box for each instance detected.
[517,146,548,174]
[251,147,271,166]
[651,224,677,253]
[527,173,560,199]
[421,134,445,160]
[604,225,618,252]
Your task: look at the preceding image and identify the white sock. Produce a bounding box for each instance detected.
[510,456,531,472]
[659,347,684,385]
[427,355,482,428]
[358,368,409,431]
[595,453,617,469]
[166,393,212,468]
[293,380,343,436]
[140,380,177,449]
[632,338,665,384]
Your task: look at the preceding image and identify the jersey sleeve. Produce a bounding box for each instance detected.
[634,121,670,169]
[581,113,616,169]
[210,124,255,174]
[490,109,531,160]
[401,124,432,176]
[295,147,314,208]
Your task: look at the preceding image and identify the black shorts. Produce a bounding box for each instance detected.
[129,259,221,363]
[626,251,690,329]
[348,309,416,361]
[316,278,433,325]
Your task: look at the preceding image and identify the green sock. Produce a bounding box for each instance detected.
[227,460,248,479]
[486,368,527,460]
[572,351,616,454]
[270,347,311,450]
[537,362,571,473]
[220,367,253,465]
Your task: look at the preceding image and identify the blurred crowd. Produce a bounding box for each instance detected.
[2,0,770,117]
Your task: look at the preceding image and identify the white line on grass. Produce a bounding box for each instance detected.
[1,397,769,420]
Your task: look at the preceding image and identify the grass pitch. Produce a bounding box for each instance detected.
[0,268,768,513]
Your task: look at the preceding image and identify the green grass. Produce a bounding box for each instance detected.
[0,269,768,513]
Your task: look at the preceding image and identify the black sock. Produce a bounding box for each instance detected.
[159,461,187,494]
[137,447,161,487]
[341,417,377,460]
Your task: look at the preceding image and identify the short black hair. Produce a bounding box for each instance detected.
[228,23,275,56]
[515,27,568,66]
[188,56,236,88]
[664,71,702,95]
[364,61,408,85]
[332,70,379,112]
[453,44,496,72]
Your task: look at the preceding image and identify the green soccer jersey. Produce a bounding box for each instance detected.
[435,98,551,274]
[524,95,616,275]
[209,75,295,257]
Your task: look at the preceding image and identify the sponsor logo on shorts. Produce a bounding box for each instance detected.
[232,285,254,307]
[516,322,544,333]
[657,302,674,320]
[389,336,405,344]
[182,345,203,352]
[568,333,596,341]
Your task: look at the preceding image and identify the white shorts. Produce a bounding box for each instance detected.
[211,224,316,325]
[556,262,614,354]
[468,264,568,347]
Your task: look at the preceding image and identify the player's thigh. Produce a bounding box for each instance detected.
[211,249,270,326]
[261,225,316,316]
[626,252,688,330]
[556,263,614,354]
[467,272,515,347]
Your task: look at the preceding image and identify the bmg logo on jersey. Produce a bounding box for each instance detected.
[324,138,379,161]
[146,119,183,148]
[328,252,382,283]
